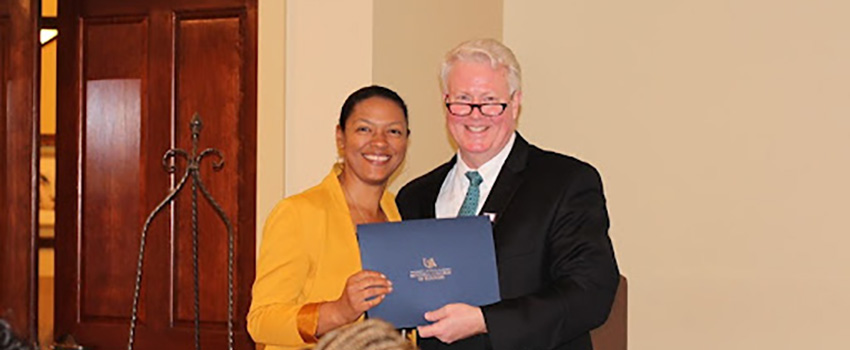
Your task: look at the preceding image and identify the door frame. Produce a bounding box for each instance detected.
[0,0,40,343]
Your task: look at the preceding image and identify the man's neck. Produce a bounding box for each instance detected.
[458,133,517,170]
[459,152,494,170]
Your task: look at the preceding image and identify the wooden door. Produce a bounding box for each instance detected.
[54,0,257,349]
[0,0,39,342]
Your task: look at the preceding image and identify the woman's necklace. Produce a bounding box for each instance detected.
[341,182,375,225]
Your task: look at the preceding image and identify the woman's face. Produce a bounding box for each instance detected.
[336,96,408,187]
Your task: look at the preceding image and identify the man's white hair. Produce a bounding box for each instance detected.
[440,38,522,95]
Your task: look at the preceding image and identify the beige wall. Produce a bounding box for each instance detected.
[256,0,286,246]
[504,1,850,349]
[284,0,375,196]
[372,0,502,193]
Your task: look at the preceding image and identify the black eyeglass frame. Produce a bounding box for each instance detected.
[444,101,510,117]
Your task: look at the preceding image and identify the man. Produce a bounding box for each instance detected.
[396,39,619,350]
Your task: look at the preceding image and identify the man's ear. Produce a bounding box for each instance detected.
[511,91,523,120]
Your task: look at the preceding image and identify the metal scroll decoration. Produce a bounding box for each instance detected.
[0,320,34,350]
[128,114,235,350]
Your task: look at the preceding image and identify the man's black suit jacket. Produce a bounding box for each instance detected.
[396,133,619,350]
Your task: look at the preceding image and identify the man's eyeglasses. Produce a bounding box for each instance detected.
[445,101,509,117]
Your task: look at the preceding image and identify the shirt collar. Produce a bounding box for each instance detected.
[455,132,516,189]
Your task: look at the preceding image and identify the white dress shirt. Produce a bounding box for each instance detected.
[435,133,516,218]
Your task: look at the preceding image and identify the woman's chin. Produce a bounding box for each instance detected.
[363,175,393,187]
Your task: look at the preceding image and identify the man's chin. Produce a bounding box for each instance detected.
[460,145,493,157]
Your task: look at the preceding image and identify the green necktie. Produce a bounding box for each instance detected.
[457,171,483,216]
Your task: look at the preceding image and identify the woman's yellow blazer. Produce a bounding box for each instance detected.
[247,166,401,350]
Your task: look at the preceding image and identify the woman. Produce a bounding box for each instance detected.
[247,85,410,350]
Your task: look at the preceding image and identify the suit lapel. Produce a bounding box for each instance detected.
[479,133,529,223]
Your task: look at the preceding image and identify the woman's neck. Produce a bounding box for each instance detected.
[338,174,387,224]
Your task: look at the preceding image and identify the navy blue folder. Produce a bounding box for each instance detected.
[356,216,501,328]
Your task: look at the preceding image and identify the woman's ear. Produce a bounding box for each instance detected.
[335,125,344,152]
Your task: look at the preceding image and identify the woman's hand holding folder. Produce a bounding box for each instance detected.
[316,270,393,336]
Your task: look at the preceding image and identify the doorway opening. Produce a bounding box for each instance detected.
[37,0,58,349]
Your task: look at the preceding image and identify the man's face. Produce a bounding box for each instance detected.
[445,60,520,168]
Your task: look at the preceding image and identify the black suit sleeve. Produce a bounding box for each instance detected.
[481,164,619,350]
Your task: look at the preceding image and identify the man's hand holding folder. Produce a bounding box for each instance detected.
[418,303,487,344]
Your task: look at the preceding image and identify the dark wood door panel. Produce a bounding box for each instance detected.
[83,17,147,80]
[0,18,7,254]
[81,79,144,321]
[0,0,38,342]
[55,0,256,349]
[173,10,247,326]
[80,18,147,323]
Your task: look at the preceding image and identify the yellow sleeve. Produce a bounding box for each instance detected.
[247,199,320,347]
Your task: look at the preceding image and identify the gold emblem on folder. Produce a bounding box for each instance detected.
[410,257,452,282]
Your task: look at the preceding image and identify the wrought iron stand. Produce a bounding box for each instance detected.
[127,114,235,350]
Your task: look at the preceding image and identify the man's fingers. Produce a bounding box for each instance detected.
[424,305,448,322]
[417,323,439,338]
[418,322,455,344]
